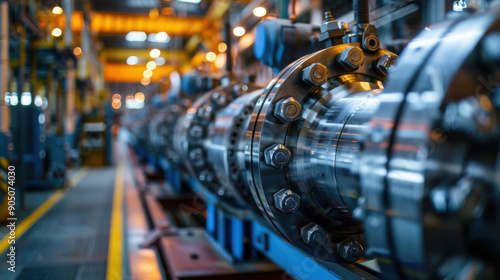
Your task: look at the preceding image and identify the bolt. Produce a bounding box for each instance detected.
[189,125,204,138]
[198,170,214,182]
[302,63,328,86]
[264,144,291,168]
[336,239,364,262]
[212,92,227,107]
[273,189,301,214]
[324,11,334,22]
[274,97,302,123]
[300,223,328,246]
[189,148,204,166]
[196,105,213,121]
[374,53,398,77]
[337,47,365,71]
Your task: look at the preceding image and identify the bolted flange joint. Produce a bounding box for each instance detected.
[264,144,291,168]
[273,188,301,214]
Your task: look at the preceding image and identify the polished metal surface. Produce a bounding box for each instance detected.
[126,9,500,280]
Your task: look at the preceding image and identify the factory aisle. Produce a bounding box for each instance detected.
[0,166,119,280]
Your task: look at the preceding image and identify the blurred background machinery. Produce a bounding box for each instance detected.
[1,0,500,280]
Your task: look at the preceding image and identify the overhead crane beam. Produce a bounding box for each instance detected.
[100,48,189,64]
[104,63,178,83]
[54,12,217,36]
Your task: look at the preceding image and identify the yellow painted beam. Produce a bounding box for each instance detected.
[54,12,216,36]
[104,63,177,83]
[100,48,188,64]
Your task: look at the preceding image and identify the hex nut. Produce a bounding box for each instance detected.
[300,223,328,246]
[273,189,300,214]
[336,239,364,262]
[274,97,302,123]
[189,148,204,166]
[374,53,398,77]
[337,47,365,71]
[302,63,328,86]
[197,106,213,120]
[212,92,227,107]
[189,125,204,138]
[264,144,291,168]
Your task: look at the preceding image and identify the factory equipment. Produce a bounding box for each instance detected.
[125,2,500,279]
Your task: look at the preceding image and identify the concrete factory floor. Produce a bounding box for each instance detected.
[0,141,163,280]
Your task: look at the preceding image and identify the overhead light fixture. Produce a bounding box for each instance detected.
[126,56,139,65]
[143,69,153,79]
[177,0,201,3]
[73,47,82,57]
[135,92,145,103]
[126,31,147,42]
[112,100,121,109]
[21,92,32,106]
[150,49,161,58]
[10,93,18,106]
[205,52,216,62]
[52,6,63,15]
[233,26,245,37]
[4,92,10,106]
[146,61,157,70]
[148,33,170,42]
[141,78,151,86]
[149,8,160,19]
[253,7,267,17]
[155,57,166,66]
[218,42,227,53]
[51,28,62,37]
[34,95,43,107]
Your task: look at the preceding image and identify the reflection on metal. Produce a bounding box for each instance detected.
[125,7,500,280]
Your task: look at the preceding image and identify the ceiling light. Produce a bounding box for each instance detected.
[73,47,82,57]
[126,31,147,42]
[143,69,153,79]
[148,33,170,42]
[34,95,43,107]
[21,92,32,106]
[135,92,145,103]
[112,93,121,100]
[218,42,227,53]
[156,32,169,41]
[233,26,245,37]
[51,28,62,37]
[253,7,267,17]
[10,93,18,106]
[146,61,157,70]
[112,100,121,109]
[205,52,216,62]
[141,78,150,86]
[52,6,63,15]
[155,57,165,66]
[126,56,139,65]
[178,0,201,3]
[150,49,161,58]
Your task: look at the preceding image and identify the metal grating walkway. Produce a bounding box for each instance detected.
[0,167,116,280]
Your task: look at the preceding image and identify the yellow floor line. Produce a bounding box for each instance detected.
[106,164,124,280]
[0,168,88,255]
